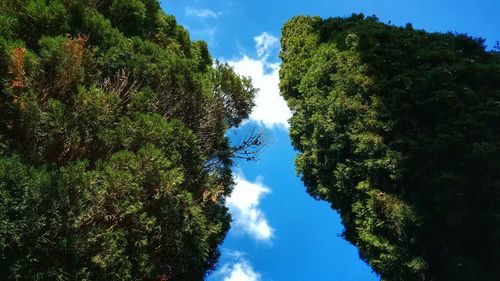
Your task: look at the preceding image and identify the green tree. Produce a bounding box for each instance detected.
[0,1,257,280]
[280,14,500,281]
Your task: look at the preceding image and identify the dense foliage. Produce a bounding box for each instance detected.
[280,14,500,281]
[0,0,256,280]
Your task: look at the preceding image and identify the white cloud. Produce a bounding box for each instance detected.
[185,7,222,18]
[220,261,261,281]
[215,253,262,281]
[191,27,217,44]
[227,32,291,129]
[254,32,279,60]
[226,173,273,241]
[225,249,245,259]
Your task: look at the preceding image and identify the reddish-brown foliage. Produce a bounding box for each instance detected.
[9,47,26,89]
[39,35,90,102]
[157,274,169,281]
[65,34,89,62]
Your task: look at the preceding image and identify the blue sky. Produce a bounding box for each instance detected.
[161,1,499,280]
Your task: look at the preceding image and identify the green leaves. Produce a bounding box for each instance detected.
[281,14,500,281]
[109,0,147,36]
[20,0,69,45]
[0,0,255,279]
[213,61,256,128]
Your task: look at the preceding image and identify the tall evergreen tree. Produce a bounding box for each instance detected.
[280,14,500,281]
[0,1,256,280]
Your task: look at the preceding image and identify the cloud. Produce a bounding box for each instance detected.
[227,32,291,129]
[191,27,217,44]
[254,32,279,60]
[226,173,273,241]
[185,7,222,18]
[220,261,261,281]
[215,252,262,281]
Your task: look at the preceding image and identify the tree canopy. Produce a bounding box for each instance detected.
[0,0,256,280]
[280,14,500,281]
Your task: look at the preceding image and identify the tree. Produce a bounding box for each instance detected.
[280,14,500,281]
[0,1,257,280]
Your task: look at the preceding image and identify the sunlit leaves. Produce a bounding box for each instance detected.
[0,0,256,280]
[281,14,500,281]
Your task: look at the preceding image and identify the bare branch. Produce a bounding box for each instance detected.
[100,69,142,105]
